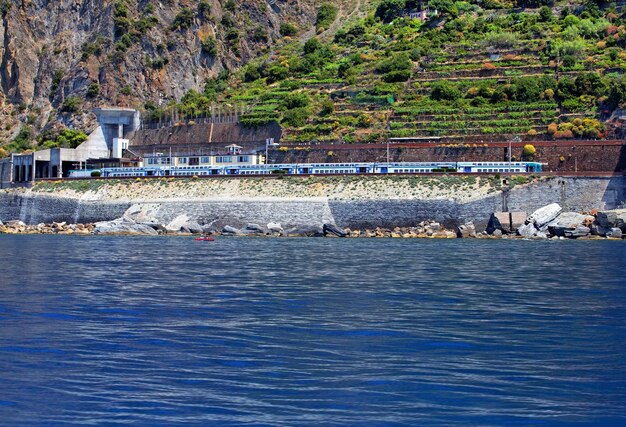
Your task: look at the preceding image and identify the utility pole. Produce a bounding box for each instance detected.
[386,124,391,164]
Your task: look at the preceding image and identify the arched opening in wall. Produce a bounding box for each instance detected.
[14,166,20,182]
[52,166,58,178]
[21,165,26,182]
[43,165,49,177]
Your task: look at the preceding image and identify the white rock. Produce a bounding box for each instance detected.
[165,214,190,232]
[267,222,283,232]
[518,223,537,238]
[527,203,562,228]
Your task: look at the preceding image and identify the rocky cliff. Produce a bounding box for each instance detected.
[0,0,323,144]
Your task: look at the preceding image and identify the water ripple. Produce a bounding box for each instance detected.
[0,236,625,425]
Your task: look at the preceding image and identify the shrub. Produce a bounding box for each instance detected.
[86,82,100,98]
[320,98,334,116]
[91,170,102,177]
[523,144,536,158]
[382,70,411,82]
[50,69,64,97]
[539,6,552,22]
[547,123,558,135]
[8,125,33,152]
[283,93,310,110]
[267,65,288,83]
[198,0,211,18]
[61,96,82,113]
[201,36,217,56]
[316,4,338,31]
[282,107,311,127]
[224,0,236,12]
[171,7,194,30]
[376,53,411,74]
[279,22,298,37]
[43,129,88,149]
[430,81,461,101]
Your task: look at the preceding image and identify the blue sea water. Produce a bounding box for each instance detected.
[0,235,625,426]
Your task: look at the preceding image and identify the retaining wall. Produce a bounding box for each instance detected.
[1,176,624,230]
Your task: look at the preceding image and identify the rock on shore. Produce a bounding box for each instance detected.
[486,204,625,240]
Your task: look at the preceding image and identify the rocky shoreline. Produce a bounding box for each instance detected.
[1,203,624,240]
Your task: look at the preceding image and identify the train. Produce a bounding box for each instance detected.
[68,161,543,178]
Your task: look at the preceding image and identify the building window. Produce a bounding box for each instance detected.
[201,157,210,164]
[238,155,249,163]
[179,157,188,164]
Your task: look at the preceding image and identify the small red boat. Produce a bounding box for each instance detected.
[194,237,215,241]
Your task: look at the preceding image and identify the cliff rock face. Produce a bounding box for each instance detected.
[0,0,318,143]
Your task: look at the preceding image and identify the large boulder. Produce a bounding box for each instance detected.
[596,210,626,231]
[606,228,623,239]
[222,225,242,235]
[93,219,158,235]
[323,223,348,237]
[245,223,266,234]
[457,221,476,238]
[123,203,160,224]
[486,212,506,234]
[165,214,191,233]
[284,225,324,237]
[267,222,283,233]
[564,225,590,238]
[527,203,562,228]
[518,222,538,238]
[183,220,204,234]
[548,212,589,237]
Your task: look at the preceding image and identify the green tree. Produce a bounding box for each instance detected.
[430,81,461,101]
[375,0,406,23]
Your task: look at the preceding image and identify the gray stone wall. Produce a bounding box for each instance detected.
[1,177,624,230]
[0,158,11,189]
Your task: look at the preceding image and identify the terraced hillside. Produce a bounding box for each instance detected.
[164,0,626,146]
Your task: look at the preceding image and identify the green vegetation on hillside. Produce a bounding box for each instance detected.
[148,0,626,144]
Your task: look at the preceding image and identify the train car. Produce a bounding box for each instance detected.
[169,165,221,176]
[456,162,543,173]
[298,163,365,175]
[378,162,457,174]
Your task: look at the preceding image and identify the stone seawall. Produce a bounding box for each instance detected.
[1,176,624,230]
